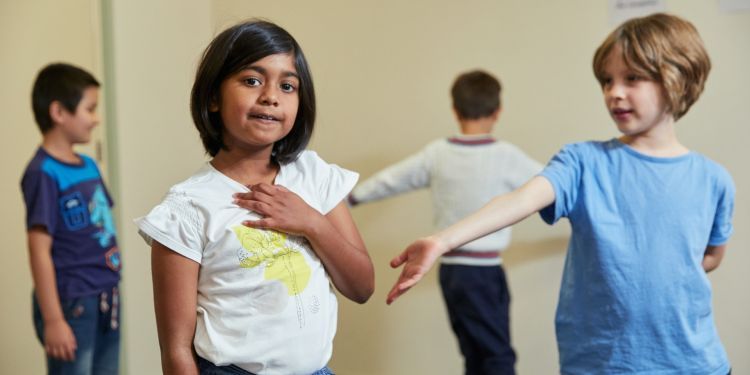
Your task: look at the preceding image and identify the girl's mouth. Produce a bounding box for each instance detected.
[250,113,279,121]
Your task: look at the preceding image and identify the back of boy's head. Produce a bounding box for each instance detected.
[191,19,316,164]
[451,70,501,120]
[592,13,711,121]
[31,63,100,134]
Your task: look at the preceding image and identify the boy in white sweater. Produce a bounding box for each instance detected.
[349,70,541,375]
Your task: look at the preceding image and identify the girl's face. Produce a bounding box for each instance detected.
[214,53,300,154]
[600,44,673,137]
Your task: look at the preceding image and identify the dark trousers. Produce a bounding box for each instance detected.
[439,264,516,375]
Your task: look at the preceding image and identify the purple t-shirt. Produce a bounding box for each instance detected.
[21,148,120,299]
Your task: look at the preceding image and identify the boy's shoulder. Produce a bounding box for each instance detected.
[565,139,610,150]
[21,147,47,175]
[687,151,734,187]
[21,150,108,202]
[423,135,494,150]
[433,135,533,155]
[23,148,99,173]
[552,139,616,158]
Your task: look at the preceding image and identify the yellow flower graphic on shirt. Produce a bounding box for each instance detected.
[233,227,311,295]
[233,226,310,327]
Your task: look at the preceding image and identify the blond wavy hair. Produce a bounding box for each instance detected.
[593,13,711,121]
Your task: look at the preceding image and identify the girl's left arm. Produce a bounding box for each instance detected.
[304,201,374,303]
[237,184,374,303]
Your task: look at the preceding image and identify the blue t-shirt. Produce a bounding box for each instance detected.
[21,148,120,299]
[540,139,734,375]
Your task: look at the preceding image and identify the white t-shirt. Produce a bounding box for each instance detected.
[135,150,358,375]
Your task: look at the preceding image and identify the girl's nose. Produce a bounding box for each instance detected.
[259,88,279,106]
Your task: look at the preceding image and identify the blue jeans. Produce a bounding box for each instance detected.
[33,288,120,375]
[197,356,334,375]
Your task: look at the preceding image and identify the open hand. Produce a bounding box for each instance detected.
[386,237,447,305]
[233,183,323,236]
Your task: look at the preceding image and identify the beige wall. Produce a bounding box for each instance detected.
[104,0,212,373]
[1,1,105,373]
[3,0,748,374]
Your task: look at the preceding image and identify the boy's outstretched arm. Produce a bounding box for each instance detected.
[349,150,430,206]
[702,244,726,273]
[387,176,555,304]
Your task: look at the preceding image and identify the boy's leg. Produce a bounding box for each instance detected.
[439,264,516,375]
[33,294,98,375]
[92,287,120,374]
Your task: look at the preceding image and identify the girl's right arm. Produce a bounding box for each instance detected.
[151,241,200,375]
[28,226,77,361]
[387,175,556,304]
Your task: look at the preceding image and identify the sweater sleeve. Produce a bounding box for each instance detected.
[349,148,431,205]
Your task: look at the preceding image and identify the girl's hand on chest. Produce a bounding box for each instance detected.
[234,183,323,237]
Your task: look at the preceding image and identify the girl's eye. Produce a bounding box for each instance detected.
[244,77,261,86]
[280,82,296,93]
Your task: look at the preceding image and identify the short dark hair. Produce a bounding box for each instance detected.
[31,63,100,133]
[451,70,501,120]
[191,19,315,164]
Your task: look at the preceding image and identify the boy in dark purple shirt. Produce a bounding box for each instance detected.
[21,63,120,375]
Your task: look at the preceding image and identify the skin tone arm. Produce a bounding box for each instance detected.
[235,183,375,303]
[151,241,200,375]
[27,226,77,362]
[702,245,726,273]
[387,176,556,304]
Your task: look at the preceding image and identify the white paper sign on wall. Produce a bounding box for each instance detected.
[720,0,750,12]
[609,0,666,26]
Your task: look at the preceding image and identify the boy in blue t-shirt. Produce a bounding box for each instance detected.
[21,63,120,375]
[386,14,734,375]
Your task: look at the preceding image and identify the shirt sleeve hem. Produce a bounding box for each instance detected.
[134,218,202,264]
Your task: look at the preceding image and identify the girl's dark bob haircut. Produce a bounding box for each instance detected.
[191,19,315,164]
